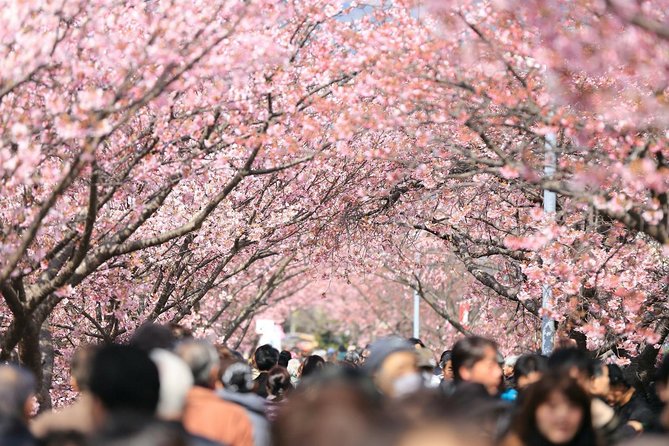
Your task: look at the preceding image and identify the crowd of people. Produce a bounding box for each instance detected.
[1,323,669,446]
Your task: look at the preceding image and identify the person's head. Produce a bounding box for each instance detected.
[216,345,241,362]
[278,350,292,368]
[149,349,193,421]
[548,348,594,388]
[272,366,380,446]
[89,344,160,422]
[416,348,437,373]
[221,361,254,394]
[254,344,280,372]
[345,350,361,365]
[408,338,425,349]
[588,360,610,399]
[514,354,548,389]
[606,363,632,405]
[70,344,98,392]
[503,355,519,379]
[439,350,453,380]
[451,336,501,395]
[267,366,293,399]
[287,358,301,385]
[510,373,597,446]
[300,355,326,378]
[656,354,669,404]
[0,364,36,422]
[364,336,418,398]
[167,323,193,341]
[174,339,219,388]
[129,323,176,352]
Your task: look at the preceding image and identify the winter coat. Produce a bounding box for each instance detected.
[219,389,271,446]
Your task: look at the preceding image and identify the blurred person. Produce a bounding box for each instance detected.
[589,360,610,399]
[265,366,293,421]
[219,360,270,446]
[286,358,301,386]
[618,436,669,446]
[439,350,454,381]
[31,344,97,438]
[252,345,279,398]
[300,355,325,379]
[607,364,656,436]
[547,348,594,387]
[361,344,371,363]
[390,387,507,443]
[499,373,603,446]
[417,348,440,388]
[408,338,426,349]
[129,322,176,352]
[92,420,188,446]
[168,323,194,341]
[451,336,503,396]
[38,431,86,446]
[513,354,548,390]
[548,347,620,438]
[87,344,162,444]
[150,349,221,446]
[656,354,669,430]
[363,336,420,398]
[395,422,492,446]
[277,350,291,368]
[272,367,380,446]
[345,350,362,366]
[503,355,519,382]
[337,345,347,362]
[0,364,37,446]
[176,339,253,446]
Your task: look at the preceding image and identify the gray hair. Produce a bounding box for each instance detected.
[0,364,36,420]
[221,362,254,393]
[174,340,219,387]
[149,349,194,420]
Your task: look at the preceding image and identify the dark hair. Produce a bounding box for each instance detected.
[70,344,98,392]
[591,359,606,377]
[657,355,669,385]
[408,338,425,348]
[301,355,325,378]
[548,348,594,378]
[0,364,35,419]
[508,373,600,446]
[439,350,452,368]
[278,351,292,368]
[451,336,497,382]
[89,344,160,414]
[129,323,175,352]
[255,345,280,372]
[40,430,87,446]
[267,366,293,398]
[607,364,630,389]
[514,354,548,382]
[272,367,380,446]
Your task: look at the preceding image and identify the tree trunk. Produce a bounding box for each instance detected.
[39,327,55,411]
[18,319,53,410]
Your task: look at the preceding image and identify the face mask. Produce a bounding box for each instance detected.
[392,372,423,397]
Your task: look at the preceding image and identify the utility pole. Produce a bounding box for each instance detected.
[542,133,557,355]
[413,288,420,339]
